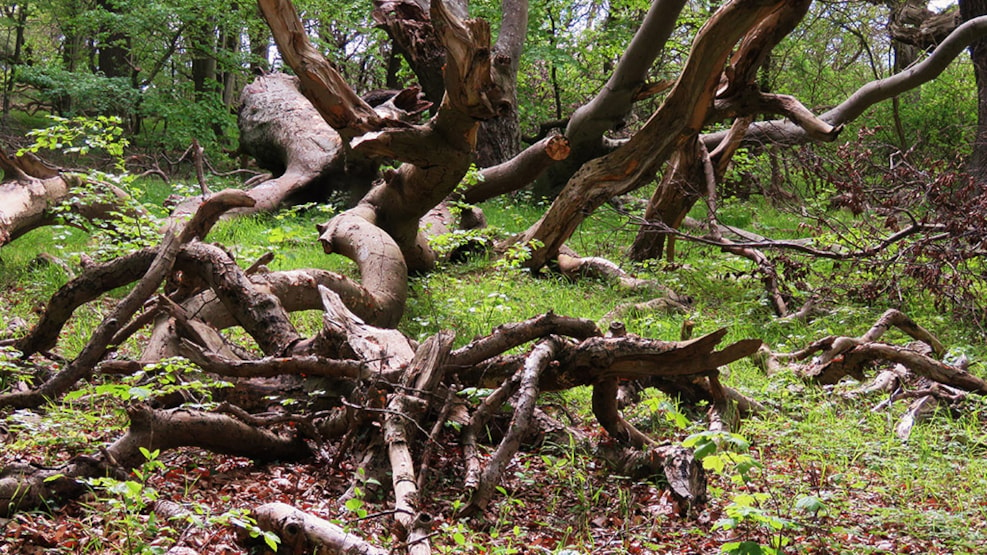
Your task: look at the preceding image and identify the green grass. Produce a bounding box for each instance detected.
[2,185,987,553]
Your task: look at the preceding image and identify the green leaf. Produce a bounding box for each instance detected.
[794,495,826,515]
[702,453,726,473]
[263,531,281,550]
[722,540,768,554]
[692,440,717,460]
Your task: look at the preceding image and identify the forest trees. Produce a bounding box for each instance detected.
[4,0,987,553]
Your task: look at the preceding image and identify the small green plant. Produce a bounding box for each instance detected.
[684,432,797,554]
[715,492,792,555]
[683,431,762,486]
[495,239,544,272]
[84,448,173,555]
[64,357,232,407]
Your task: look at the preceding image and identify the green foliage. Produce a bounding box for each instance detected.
[139,88,238,152]
[16,66,140,118]
[19,114,129,168]
[63,357,232,407]
[684,431,762,486]
[84,448,171,555]
[16,114,186,261]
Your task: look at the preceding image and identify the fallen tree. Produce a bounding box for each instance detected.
[4,0,987,553]
[0,194,762,544]
[755,309,987,442]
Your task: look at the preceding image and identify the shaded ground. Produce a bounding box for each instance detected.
[2,383,983,554]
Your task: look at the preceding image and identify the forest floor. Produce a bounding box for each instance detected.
[1,175,986,554]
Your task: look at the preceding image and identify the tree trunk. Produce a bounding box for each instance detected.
[96,0,132,81]
[961,0,987,183]
[0,151,130,247]
[532,0,688,198]
[473,0,528,166]
[628,145,705,261]
[191,22,218,101]
[519,0,792,270]
[372,0,524,167]
[234,73,379,211]
[1,3,28,119]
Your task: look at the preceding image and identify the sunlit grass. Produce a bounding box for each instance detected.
[2,184,987,552]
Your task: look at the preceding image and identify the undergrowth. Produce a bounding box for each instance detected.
[1,176,986,553]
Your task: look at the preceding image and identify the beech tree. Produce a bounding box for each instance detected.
[4,0,987,553]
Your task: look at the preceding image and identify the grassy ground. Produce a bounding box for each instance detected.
[1,178,986,554]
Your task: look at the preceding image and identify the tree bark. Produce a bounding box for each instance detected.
[473,0,528,166]
[628,0,813,262]
[233,73,379,211]
[0,151,129,248]
[519,0,790,270]
[961,1,987,183]
[532,0,688,198]
[251,503,389,555]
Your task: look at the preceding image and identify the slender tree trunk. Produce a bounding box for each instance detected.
[1,3,28,119]
[961,0,987,183]
[219,28,239,108]
[474,0,528,167]
[249,12,271,75]
[95,0,132,80]
[532,0,688,198]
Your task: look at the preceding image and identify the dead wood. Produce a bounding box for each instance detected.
[760,310,987,440]
[383,332,453,553]
[176,242,300,357]
[0,404,310,517]
[447,312,600,369]
[455,327,761,392]
[461,358,522,504]
[250,502,389,555]
[14,248,158,357]
[179,341,371,380]
[462,134,571,204]
[0,230,182,410]
[556,248,655,289]
[142,267,394,362]
[1,191,265,409]
[15,190,256,359]
[593,376,658,448]
[528,407,707,513]
[461,337,559,516]
[0,150,131,248]
[780,309,965,387]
